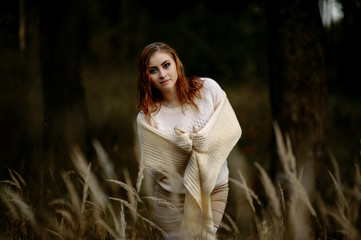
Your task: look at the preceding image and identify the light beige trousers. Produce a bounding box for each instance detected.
[154,182,229,238]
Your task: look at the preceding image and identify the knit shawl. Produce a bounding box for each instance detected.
[136,93,242,239]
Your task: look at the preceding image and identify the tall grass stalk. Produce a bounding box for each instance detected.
[228,123,360,240]
[1,133,360,239]
[0,169,39,238]
[0,144,167,239]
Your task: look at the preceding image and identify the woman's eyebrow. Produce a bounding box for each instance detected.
[149,60,170,69]
[161,60,170,66]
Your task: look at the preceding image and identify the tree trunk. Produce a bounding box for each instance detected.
[266,0,328,195]
[338,0,361,96]
[39,0,89,171]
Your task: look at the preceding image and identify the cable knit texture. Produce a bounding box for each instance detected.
[136,93,242,239]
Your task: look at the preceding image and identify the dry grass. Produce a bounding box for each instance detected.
[225,123,361,240]
[0,142,165,240]
[1,126,361,239]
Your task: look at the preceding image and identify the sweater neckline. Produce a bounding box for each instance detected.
[160,105,182,112]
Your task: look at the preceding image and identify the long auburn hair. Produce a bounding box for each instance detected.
[137,42,203,122]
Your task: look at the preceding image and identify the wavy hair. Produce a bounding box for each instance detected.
[137,42,203,122]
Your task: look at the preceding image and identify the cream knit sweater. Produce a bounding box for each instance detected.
[136,93,242,239]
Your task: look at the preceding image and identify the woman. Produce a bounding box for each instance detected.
[136,42,242,240]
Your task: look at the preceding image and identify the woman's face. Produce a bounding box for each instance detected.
[148,51,178,93]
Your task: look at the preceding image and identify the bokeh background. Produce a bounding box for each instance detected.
[1,0,361,238]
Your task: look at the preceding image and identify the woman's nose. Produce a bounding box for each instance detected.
[159,69,167,78]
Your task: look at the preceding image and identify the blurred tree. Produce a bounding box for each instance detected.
[39,0,90,171]
[265,0,328,196]
[337,0,361,96]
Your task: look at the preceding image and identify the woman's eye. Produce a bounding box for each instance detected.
[164,63,170,68]
[149,68,157,74]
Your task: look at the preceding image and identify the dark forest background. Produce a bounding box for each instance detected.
[0,0,361,238]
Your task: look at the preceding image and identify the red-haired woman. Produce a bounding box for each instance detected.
[136,42,241,240]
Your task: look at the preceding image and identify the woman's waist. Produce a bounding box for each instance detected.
[156,161,229,194]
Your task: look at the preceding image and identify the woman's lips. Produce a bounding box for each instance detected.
[160,79,170,85]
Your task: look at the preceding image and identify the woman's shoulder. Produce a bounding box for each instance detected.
[199,77,224,104]
[137,111,146,122]
[137,111,158,129]
[200,77,222,90]
[200,77,223,95]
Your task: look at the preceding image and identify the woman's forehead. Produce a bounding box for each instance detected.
[149,52,174,66]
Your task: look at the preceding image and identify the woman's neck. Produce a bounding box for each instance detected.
[162,89,180,108]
